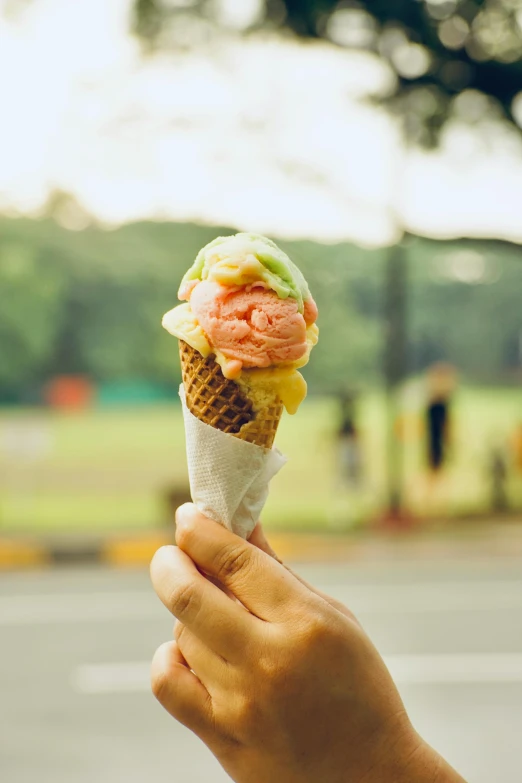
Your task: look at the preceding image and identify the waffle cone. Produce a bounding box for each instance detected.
[179,340,283,449]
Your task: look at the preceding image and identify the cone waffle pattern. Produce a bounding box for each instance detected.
[179,340,283,449]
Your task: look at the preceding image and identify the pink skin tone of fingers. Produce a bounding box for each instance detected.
[186,280,317,373]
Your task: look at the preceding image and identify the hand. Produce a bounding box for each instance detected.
[247,522,361,624]
[150,505,464,783]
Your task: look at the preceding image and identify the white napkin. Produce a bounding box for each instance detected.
[180,386,286,538]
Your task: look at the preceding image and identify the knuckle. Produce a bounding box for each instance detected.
[151,666,169,702]
[257,653,278,680]
[256,642,287,683]
[257,658,287,695]
[301,608,338,647]
[214,543,251,582]
[173,620,185,643]
[150,645,173,702]
[168,579,199,620]
[174,520,194,550]
[233,694,258,732]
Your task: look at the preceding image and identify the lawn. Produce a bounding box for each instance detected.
[1,386,521,533]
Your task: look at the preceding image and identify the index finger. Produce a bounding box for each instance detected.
[175,504,307,621]
[150,545,255,661]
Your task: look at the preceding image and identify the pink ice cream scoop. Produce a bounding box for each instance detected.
[303,297,318,327]
[190,281,313,374]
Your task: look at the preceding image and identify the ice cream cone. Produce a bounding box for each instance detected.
[179,340,283,449]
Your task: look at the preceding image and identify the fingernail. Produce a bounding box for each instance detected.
[175,502,196,528]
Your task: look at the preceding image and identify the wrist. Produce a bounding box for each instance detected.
[361,726,448,783]
[373,737,465,783]
[398,739,443,783]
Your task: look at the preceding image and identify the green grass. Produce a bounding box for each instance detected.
[1,387,521,533]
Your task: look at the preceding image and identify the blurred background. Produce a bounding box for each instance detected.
[1,1,522,781]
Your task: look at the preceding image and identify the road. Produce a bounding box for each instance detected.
[1,557,522,782]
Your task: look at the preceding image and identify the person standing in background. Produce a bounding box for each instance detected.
[336,390,363,490]
[427,393,450,474]
[512,422,522,476]
[487,443,509,512]
[511,422,522,509]
[424,363,457,510]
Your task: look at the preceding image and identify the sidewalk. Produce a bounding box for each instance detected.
[2,517,522,570]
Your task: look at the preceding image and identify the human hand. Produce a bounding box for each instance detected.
[247,522,361,624]
[151,505,463,783]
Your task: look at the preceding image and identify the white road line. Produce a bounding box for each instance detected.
[72,662,152,694]
[386,654,522,684]
[2,582,522,625]
[335,582,522,614]
[0,592,162,625]
[72,654,522,694]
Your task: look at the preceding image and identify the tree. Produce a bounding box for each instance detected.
[0,242,67,399]
[131,0,522,146]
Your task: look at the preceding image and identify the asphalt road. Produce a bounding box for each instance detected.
[1,557,522,783]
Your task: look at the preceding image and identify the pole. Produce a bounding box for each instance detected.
[383,241,408,522]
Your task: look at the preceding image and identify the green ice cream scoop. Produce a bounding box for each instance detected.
[179,233,312,313]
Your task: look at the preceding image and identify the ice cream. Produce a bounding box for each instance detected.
[191,282,310,370]
[162,233,318,416]
[179,233,313,309]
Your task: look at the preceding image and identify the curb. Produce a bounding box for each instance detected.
[0,539,50,569]
[2,520,522,570]
[103,533,174,567]
[0,532,174,571]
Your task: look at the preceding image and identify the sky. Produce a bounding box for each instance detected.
[0,0,521,247]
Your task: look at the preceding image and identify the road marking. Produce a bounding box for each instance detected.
[72,662,152,694]
[0,592,162,625]
[386,654,522,684]
[334,581,522,614]
[72,653,522,694]
[2,581,522,624]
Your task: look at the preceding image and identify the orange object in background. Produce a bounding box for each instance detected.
[45,376,95,409]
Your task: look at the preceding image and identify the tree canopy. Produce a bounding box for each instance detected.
[132,0,522,145]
